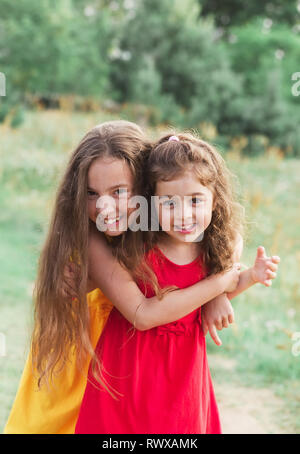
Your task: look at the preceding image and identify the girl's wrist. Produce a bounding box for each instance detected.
[249,266,258,284]
[212,272,228,294]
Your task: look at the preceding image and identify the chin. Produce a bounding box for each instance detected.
[171,228,205,244]
[104,229,124,237]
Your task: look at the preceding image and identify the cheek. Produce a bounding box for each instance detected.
[194,202,213,226]
[203,201,213,226]
[88,200,97,222]
[159,208,175,229]
[117,194,136,219]
[118,197,129,212]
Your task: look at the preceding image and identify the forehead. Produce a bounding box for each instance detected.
[88,156,133,191]
[155,170,213,197]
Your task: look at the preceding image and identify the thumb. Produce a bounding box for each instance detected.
[257,246,266,258]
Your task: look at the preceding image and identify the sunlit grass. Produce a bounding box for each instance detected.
[206,150,300,432]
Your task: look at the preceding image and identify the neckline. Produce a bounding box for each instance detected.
[155,245,202,268]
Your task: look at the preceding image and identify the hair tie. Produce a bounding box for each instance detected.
[168,135,179,142]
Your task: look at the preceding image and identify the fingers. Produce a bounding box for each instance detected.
[271,255,280,264]
[219,314,234,329]
[257,246,266,258]
[208,324,222,346]
[64,261,80,279]
[266,269,276,279]
[222,318,228,328]
[206,313,234,347]
[266,261,278,272]
[215,318,223,330]
[228,311,235,324]
[257,247,280,266]
[266,259,279,271]
[264,279,272,287]
[202,319,208,336]
[222,317,229,329]
[62,277,77,298]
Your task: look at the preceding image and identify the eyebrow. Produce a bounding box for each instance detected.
[159,192,207,198]
[87,183,130,192]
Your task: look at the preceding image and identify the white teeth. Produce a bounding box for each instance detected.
[104,217,120,225]
[175,223,195,230]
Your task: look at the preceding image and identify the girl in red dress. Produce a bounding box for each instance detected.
[75,132,280,434]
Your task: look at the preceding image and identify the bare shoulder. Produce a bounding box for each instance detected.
[88,223,113,259]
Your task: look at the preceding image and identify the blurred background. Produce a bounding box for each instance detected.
[0,0,299,434]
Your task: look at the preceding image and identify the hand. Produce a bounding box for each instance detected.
[201,294,234,346]
[222,263,241,293]
[62,261,79,298]
[250,246,280,287]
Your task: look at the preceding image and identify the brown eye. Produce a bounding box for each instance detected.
[162,199,176,208]
[87,190,98,197]
[191,197,204,205]
[113,188,128,197]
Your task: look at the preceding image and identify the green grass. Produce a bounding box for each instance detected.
[206,153,300,432]
[0,110,299,433]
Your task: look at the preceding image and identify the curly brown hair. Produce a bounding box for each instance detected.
[143,131,245,276]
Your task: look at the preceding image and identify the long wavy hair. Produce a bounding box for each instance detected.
[143,131,245,275]
[31,120,152,395]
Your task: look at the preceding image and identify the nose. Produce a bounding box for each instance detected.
[96,195,118,219]
[183,200,194,220]
[174,199,194,225]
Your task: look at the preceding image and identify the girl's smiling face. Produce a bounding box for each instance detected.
[155,170,215,244]
[87,156,135,236]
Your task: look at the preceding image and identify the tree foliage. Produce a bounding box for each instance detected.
[199,0,300,27]
[0,0,299,154]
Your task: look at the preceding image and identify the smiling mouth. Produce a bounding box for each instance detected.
[174,223,197,233]
[104,216,120,225]
[103,215,126,227]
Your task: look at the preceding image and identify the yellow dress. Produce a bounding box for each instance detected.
[3,289,113,434]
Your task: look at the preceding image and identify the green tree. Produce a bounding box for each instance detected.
[0,0,112,123]
[199,0,300,27]
[110,0,242,126]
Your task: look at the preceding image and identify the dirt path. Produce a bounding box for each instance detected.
[208,354,288,434]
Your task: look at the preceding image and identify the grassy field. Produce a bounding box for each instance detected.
[0,110,299,433]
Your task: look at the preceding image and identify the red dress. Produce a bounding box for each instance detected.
[75,247,221,434]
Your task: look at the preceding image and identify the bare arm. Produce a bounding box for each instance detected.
[87,225,239,331]
[201,232,243,344]
[226,232,246,299]
[202,234,280,346]
[227,268,255,299]
[213,233,254,301]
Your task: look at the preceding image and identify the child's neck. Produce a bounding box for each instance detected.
[157,234,202,266]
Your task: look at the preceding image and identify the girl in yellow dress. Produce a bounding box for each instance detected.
[4,120,149,433]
